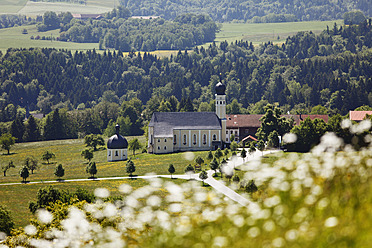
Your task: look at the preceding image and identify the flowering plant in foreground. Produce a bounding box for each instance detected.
[2,122,372,247]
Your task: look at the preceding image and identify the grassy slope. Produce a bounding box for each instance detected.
[216,20,344,45]
[0,137,210,227]
[0,24,99,52]
[0,20,344,53]
[0,0,28,13]
[0,0,117,14]
[0,137,209,184]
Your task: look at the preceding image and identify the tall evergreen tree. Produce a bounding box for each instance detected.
[10,117,25,143]
[23,115,40,142]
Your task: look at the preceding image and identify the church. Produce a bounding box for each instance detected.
[148,82,227,154]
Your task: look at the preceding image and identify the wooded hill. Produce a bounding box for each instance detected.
[119,0,371,22]
[0,22,372,124]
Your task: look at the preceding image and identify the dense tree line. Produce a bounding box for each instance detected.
[56,10,219,51]
[1,23,372,139]
[119,0,372,22]
[0,14,40,29]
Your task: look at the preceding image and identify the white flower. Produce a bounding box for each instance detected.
[94,188,110,198]
[324,217,339,227]
[36,209,53,224]
[24,225,38,236]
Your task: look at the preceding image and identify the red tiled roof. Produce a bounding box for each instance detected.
[242,135,258,142]
[226,114,263,128]
[226,114,329,128]
[349,111,372,121]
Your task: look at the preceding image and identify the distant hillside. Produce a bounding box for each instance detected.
[119,0,371,22]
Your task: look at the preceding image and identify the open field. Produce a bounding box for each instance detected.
[0,0,27,13]
[215,20,344,45]
[0,24,99,52]
[0,0,118,15]
[0,137,211,227]
[0,137,209,184]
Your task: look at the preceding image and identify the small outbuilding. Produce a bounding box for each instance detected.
[107,124,128,162]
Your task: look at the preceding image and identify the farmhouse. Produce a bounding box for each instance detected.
[349,111,372,121]
[226,114,329,143]
[148,82,227,154]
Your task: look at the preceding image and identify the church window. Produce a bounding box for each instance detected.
[183,135,187,145]
[158,139,160,143]
[203,134,206,145]
[158,146,160,150]
[226,131,228,134]
[193,134,197,145]
[115,151,118,156]
[220,101,222,104]
[226,138,229,142]
[174,135,177,145]
[230,131,233,134]
[164,146,167,150]
[164,139,167,142]
[235,131,238,135]
[213,134,217,141]
[150,135,153,144]
[108,151,111,156]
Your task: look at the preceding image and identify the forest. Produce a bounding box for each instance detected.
[119,0,372,22]
[1,21,372,118]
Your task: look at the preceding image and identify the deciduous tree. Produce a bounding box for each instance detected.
[25,157,38,174]
[129,138,142,156]
[42,151,55,164]
[126,159,136,178]
[81,149,93,162]
[0,205,14,235]
[168,164,175,179]
[20,166,29,182]
[84,134,104,151]
[0,133,16,155]
[199,170,208,186]
[2,161,15,177]
[86,161,97,178]
[55,164,65,179]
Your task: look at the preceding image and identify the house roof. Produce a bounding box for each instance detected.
[226,115,263,128]
[226,114,329,128]
[349,111,372,121]
[72,14,103,19]
[149,112,222,137]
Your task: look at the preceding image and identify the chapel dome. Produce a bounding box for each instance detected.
[215,82,226,95]
[107,124,128,149]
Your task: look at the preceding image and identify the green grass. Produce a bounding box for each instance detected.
[0,0,117,15]
[0,137,208,184]
[0,24,99,52]
[17,1,113,17]
[0,0,28,13]
[0,137,210,227]
[215,20,344,45]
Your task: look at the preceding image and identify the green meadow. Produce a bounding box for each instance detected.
[0,137,210,184]
[216,20,344,45]
[0,0,28,13]
[0,137,211,227]
[0,0,118,15]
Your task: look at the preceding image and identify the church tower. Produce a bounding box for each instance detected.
[215,82,227,143]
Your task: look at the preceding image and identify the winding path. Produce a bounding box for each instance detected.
[0,150,276,206]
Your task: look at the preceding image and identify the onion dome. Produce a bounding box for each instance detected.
[107,124,128,149]
[215,82,226,95]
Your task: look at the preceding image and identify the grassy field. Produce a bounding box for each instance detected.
[0,0,118,15]
[0,137,209,184]
[0,0,28,13]
[215,20,344,45]
[0,24,99,52]
[0,137,212,227]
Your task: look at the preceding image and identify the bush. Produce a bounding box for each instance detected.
[0,205,14,235]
